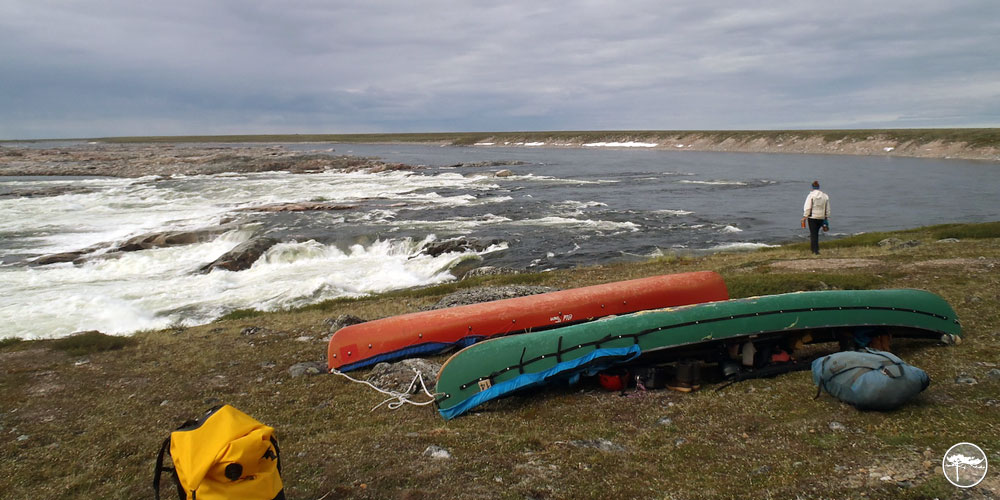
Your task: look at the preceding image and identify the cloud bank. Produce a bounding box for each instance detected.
[1,0,998,139]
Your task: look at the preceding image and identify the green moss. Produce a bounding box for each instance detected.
[930,221,1000,239]
[216,308,266,321]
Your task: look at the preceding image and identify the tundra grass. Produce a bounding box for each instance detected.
[1,223,999,499]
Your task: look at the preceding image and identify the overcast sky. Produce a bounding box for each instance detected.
[1,0,998,139]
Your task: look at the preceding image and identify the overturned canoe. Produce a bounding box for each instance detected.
[435,288,961,419]
[327,271,728,372]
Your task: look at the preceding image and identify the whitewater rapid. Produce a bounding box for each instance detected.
[0,169,514,339]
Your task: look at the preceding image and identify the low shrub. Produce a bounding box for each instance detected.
[0,336,23,349]
[49,330,136,356]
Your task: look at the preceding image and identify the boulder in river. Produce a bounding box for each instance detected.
[236,202,356,213]
[422,237,504,257]
[31,251,89,266]
[198,237,280,273]
[116,225,238,252]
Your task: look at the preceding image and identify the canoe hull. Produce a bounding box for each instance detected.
[435,288,961,419]
[328,271,728,372]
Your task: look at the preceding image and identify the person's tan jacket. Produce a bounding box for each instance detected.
[803,190,830,219]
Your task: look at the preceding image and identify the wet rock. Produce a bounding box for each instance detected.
[198,237,279,273]
[365,162,413,173]
[568,438,625,452]
[447,160,525,168]
[422,237,504,257]
[367,359,441,393]
[423,445,452,459]
[426,285,557,309]
[31,242,110,266]
[0,185,94,199]
[236,202,356,213]
[117,226,236,252]
[31,251,88,266]
[494,169,514,177]
[288,361,327,377]
[443,255,485,280]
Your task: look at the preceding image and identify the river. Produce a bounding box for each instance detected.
[1,142,997,339]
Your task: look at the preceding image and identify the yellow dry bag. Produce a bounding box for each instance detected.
[154,405,284,500]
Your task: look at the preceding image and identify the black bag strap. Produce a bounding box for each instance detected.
[153,436,185,500]
[270,436,282,474]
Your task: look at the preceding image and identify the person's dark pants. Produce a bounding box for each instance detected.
[807,218,824,254]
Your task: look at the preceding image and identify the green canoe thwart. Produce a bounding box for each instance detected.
[435,289,960,419]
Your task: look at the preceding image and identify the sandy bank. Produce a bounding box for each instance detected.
[463,132,1000,162]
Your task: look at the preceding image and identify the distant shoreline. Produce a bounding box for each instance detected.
[2,130,999,174]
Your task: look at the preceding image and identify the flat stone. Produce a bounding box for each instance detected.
[423,445,452,459]
[288,361,326,377]
[568,438,626,452]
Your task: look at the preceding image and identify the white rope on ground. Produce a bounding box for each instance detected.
[330,368,438,411]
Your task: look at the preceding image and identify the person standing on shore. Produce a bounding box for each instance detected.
[802,180,830,255]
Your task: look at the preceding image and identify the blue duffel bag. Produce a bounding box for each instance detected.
[812,349,930,410]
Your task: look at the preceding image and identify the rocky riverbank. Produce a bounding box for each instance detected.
[0,143,414,178]
[460,132,1000,162]
[2,130,999,178]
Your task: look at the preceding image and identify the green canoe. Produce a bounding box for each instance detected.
[435,289,961,419]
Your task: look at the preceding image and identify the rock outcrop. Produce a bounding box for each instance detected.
[422,237,504,257]
[236,202,356,213]
[30,224,246,266]
[198,237,279,273]
[117,226,237,252]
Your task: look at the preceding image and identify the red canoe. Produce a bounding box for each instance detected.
[328,271,728,372]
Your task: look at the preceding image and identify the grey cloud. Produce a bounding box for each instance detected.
[1,0,997,138]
